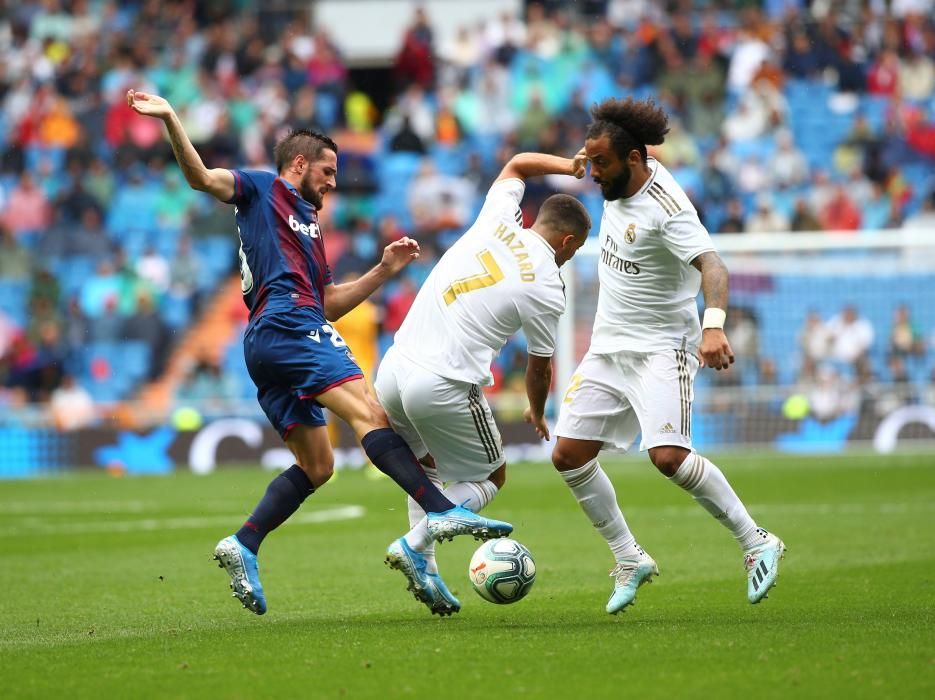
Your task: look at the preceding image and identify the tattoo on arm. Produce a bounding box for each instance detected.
[692,252,729,310]
[164,113,208,188]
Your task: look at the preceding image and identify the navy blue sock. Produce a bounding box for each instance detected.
[361,429,455,514]
[235,464,314,554]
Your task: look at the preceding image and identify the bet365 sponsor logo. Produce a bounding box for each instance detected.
[288,214,319,238]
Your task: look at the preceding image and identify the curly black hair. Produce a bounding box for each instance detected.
[586,97,669,162]
[273,128,338,173]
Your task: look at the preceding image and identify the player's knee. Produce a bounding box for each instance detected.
[488,464,506,489]
[551,444,581,472]
[296,456,334,488]
[648,446,687,477]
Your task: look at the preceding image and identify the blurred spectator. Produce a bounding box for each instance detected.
[798,310,829,380]
[177,356,239,409]
[819,186,862,231]
[826,305,875,378]
[790,199,823,232]
[1,172,51,235]
[771,129,808,188]
[333,217,379,279]
[718,199,745,233]
[407,161,475,234]
[515,91,551,150]
[867,48,901,95]
[169,236,201,303]
[0,224,31,279]
[122,291,170,380]
[155,171,197,231]
[899,50,935,101]
[395,7,436,90]
[49,373,96,431]
[783,29,821,78]
[860,182,894,231]
[745,194,790,233]
[388,116,427,154]
[382,277,418,340]
[888,304,926,359]
[135,246,170,295]
[806,365,860,421]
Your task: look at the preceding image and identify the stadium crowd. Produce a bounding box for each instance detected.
[0,0,934,422]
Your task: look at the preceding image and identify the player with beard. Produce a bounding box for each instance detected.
[552,97,785,613]
[127,90,512,616]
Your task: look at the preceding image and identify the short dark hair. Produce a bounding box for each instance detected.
[273,128,338,173]
[586,97,669,162]
[537,194,591,239]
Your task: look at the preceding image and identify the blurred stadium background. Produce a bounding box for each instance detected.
[1,0,934,479]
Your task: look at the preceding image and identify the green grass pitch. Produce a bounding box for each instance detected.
[3,453,934,699]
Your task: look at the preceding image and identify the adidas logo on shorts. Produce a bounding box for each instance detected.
[659,422,675,434]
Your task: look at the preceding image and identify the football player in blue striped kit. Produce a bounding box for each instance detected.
[128,88,512,616]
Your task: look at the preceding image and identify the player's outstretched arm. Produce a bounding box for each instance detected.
[495,150,587,183]
[126,89,234,202]
[522,354,553,441]
[691,251,735,371]
[324,237,421,321]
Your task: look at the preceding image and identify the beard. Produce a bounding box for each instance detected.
[299,170,324,209]
[596,167,631,201]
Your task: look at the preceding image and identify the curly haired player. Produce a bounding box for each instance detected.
[553,97,786,613]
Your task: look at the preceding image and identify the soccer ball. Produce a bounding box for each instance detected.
[468,538,536,604]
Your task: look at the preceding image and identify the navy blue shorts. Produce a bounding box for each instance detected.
[244,312,363,438]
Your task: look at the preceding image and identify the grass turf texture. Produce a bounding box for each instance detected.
[3,453,933,699]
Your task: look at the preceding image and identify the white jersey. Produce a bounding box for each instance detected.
[590,158,715,354]
[393,178,566,386]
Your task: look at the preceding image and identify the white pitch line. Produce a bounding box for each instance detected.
[3,505,365,536]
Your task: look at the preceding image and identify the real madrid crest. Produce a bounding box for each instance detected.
[624,222,637,244]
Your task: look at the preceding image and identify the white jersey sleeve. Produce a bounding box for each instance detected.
[659,207,715,264]
[521,276,565,357]
[476,178,525,229]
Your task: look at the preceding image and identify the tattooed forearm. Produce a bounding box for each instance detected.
[164,112,209,190]
[691,251,729,310]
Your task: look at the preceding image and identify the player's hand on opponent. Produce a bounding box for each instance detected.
[698,329,735,370]
[523,407,550,441]
[571,148,588,179]
[126,89,174,120]
[379,237,421,275]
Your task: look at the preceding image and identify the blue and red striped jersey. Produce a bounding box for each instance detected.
[227,169,332,324]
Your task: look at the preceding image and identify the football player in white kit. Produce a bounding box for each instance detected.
[552,98,785,614]
[375,151,591,615]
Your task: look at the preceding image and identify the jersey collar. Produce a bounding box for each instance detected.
[632,157,659,198]
[527,227,558,269]
[278,176,318,212]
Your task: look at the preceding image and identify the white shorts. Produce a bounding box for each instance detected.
[555,349,698,452]
[374,347,505,483]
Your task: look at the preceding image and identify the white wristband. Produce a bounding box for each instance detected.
[702,308,726,330]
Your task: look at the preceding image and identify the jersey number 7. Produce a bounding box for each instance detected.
[442,250,504,306]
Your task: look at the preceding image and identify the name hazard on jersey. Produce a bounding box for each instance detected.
[492,224,536,281]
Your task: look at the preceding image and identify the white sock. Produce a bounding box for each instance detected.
[669,453,763,550]
[404,473,499,572]
[560,458,640,563]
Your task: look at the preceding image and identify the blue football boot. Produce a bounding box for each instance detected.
[426,506,513,543]
[385,537,437,608]
[744,532,786,604]
[606,548,659,615]
[426,572,461,617]
[213,535,267,615]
